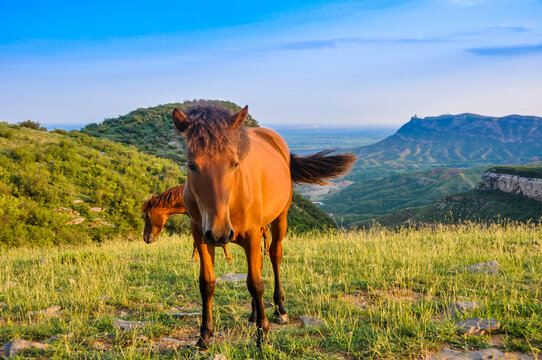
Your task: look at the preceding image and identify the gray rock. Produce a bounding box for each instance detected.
[99,295,111,301]
[456,318,500,336]
[467,261,500,274]
[117,311,129,318]
[427,348,508,360]
[167,311,202,319]
[427,348,467,360]
[156,337,185,350]
[208,355,227,360]
[217,273,247,283]
[471,348,506,360]
[446,301,483,317]
[300,315,324,328]
[4,339,48,358]
[113,318,151,331]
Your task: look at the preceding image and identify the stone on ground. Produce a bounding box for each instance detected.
[300,315,324,327]
[156,337,185,350]
[3,339,48,358]
[427,348,467,360]
[429,348,534,360]
[456,318,500,336]
[467,261,499,274]
[167,311,202,319]
[216,273,247,283]
[113,318,151,331]
[446,301,483,317]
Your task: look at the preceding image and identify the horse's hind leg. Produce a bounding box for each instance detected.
[223,245,233,262]
[263,226,270,258]
[270,211,288,324]
[191,241,199,262]
[249,226,270,323]
[243,229,269,347]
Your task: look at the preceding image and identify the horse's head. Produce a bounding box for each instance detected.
[141,195,168,244]
[172,103,249,247]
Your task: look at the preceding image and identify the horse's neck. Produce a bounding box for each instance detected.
[161,200,186,215]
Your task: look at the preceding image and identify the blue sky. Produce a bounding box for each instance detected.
[1,0,542,127]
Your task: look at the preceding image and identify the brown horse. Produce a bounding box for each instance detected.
[172,102,355,348]
[141,184,233,261]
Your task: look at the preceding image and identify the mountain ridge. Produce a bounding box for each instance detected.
[349,113,542,179]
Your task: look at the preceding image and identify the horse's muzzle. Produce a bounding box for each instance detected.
[203,229,235,246]
[143,234,156,244]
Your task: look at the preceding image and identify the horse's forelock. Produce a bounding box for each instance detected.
[183,102,250,158]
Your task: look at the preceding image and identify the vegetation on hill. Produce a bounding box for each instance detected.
[349,113,542,180]
[320,167,485,226]
[82,100,258,164]
[1,225,540,358]
[0,122,184,247]
[487,165,542,179]
[356,189,542,229]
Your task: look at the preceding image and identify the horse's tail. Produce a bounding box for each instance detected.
[290,150,357,185]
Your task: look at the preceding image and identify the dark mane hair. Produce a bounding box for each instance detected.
[141,184,184,212]
[182,102,250,158]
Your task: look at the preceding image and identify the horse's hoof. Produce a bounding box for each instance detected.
[193,338,210,350]
[274,314,289,324]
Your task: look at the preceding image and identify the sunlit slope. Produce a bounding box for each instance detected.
[0,123,185,247]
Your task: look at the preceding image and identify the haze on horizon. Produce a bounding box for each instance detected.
[1,0,542,128]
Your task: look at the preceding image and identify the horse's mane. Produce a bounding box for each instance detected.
[182,102,250,159]
[141,184,184,212]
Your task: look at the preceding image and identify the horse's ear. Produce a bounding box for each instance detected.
[172,108,189,133]
[231,105,248,130]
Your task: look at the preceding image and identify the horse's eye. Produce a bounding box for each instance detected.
[188,163,197,172]
[234,162,240,169]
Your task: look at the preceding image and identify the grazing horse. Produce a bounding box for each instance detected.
[172,102,356,348]
[142,184,270,261]
[142,184,233,261]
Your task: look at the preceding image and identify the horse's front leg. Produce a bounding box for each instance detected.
[192,224,216,349]
[243,229,269,347]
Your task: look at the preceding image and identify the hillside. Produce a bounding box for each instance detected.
[349,113,542,179]
[82,100,258,164]
[320,167,485,225]
[356,189,542,229]
[82,100,337,232]
[0,122,185,247]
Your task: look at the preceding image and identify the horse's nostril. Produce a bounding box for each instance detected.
[228,229,235,242]
[204,230,215,244]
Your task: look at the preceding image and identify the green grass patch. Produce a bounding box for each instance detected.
[1,224,540,358]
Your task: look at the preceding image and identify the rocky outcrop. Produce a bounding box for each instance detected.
[478,172,542,202]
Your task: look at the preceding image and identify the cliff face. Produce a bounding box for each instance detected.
[477,172,542,202]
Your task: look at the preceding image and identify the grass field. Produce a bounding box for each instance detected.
[1,224,541,359]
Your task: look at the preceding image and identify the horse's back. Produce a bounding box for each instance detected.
[230,127,292,230]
